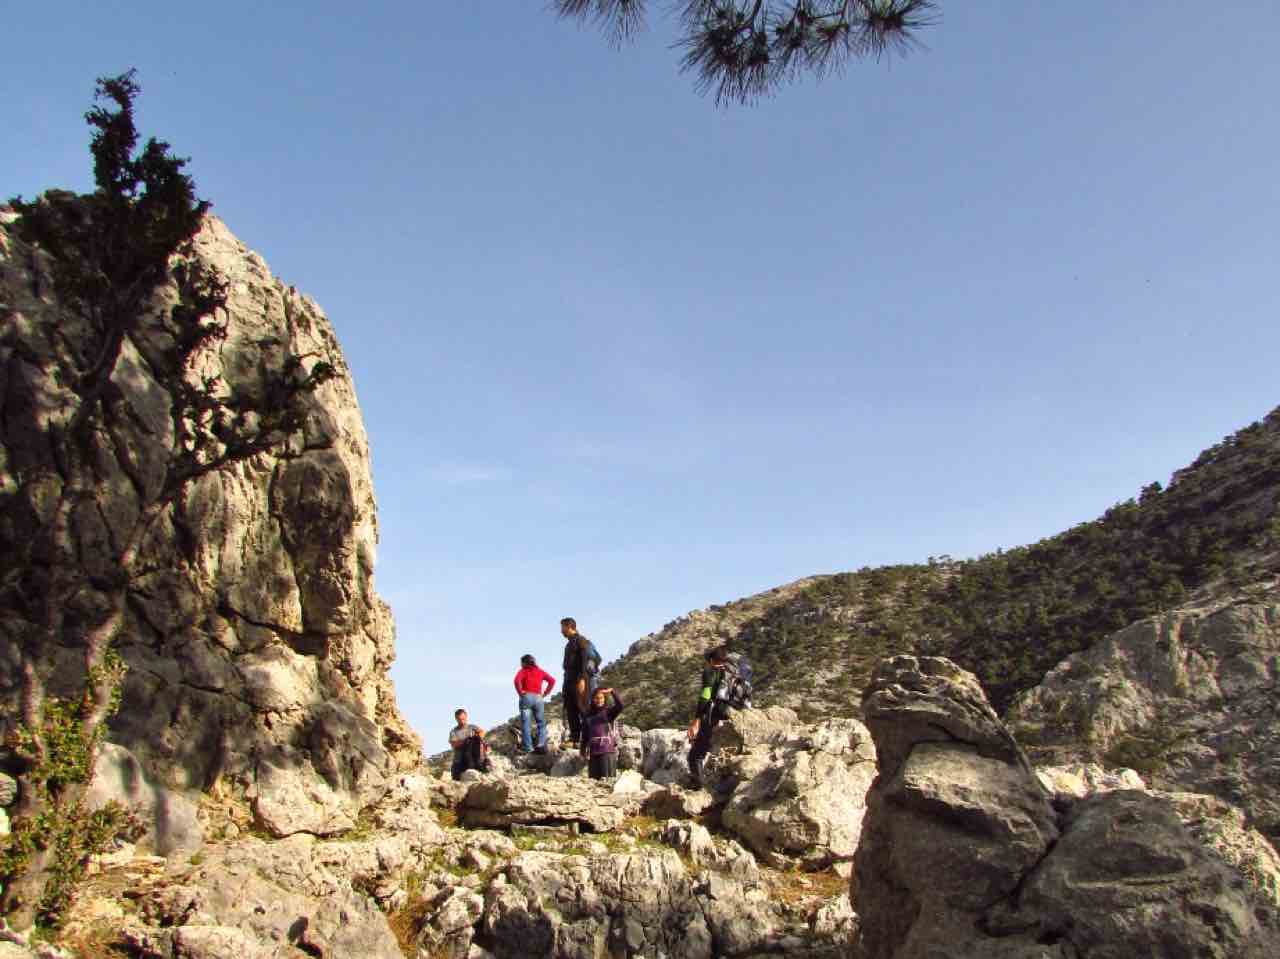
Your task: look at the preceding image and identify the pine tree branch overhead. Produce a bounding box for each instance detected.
[554,0,938,104]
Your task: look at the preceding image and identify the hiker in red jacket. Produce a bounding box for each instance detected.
[513,653,556,754]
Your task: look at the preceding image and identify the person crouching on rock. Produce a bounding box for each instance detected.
[513,653,556,755]
[449,708,491,781]
[579,687,624,780]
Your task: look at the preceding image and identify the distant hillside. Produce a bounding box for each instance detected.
[601,407,1280,729]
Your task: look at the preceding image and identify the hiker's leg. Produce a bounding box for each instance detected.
[531,696,547,750]
[451,751,466,781]
[566,696,582,744]
[600,753,617,779]
[688,716,717,782]
[519,694,534,752]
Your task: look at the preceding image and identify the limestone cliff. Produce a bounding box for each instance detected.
[0,209,421,848]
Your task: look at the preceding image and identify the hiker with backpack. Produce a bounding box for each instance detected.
[686,645,753,788]
[560,617,602,743]
[513,653,556,754]
[579,686,625,779]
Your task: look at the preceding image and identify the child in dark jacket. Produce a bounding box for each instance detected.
[579,687,624,780]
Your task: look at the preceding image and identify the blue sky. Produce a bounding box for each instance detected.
[7,2,1279,743]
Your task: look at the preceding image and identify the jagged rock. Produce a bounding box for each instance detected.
[640,729,691,785]
[712,705,798,752]
[459,777,643,832]
[478,850,713,959]
[1159,790,1280,913]
[852,655,1280,959]
[418,887,485,959]
[124,834,400,958]
[642,785,715,820]
[662,820,716,865]
[1003,790,1279,959]
[718,717,877,867]
[862,655,1027,779]
[0,212,422,845]
[1034,762,1145,800]
[1036,767,1280,913]
[612,769,645,794]
[1008,600,1280,843]
[365,774,448,850]
[86,743,203,855]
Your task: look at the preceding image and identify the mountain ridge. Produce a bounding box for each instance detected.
[599,406,1280,729]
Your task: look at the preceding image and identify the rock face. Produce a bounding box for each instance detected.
[852,655,1280,959]
[0,211,421,844]
[1007,599,1280,843]
[715,711,877,868]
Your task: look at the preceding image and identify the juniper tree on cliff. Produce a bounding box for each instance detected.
[554,0,938,104]
[0,71,333,929]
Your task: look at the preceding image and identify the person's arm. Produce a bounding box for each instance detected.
[607,689,624,720]
[540,667,556,696]
[449,727,464,749]
[514,670,523,694]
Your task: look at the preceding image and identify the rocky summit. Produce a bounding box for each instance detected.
[2,204,1280,958]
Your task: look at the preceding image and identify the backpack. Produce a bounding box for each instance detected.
[715,653,753,710]
[583,638,603,677]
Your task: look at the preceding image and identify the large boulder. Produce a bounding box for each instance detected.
[459,776,643,833]
[719,716,877,867]
[479,850,713,959]
[1008,599,1280,843]
[121,835,402,958]
[851,655,1280,959]
[0,211,421,843]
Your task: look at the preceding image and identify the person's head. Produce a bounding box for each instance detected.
[520,654,536,668]
[560,617,578,638]
[705,646,728,666]
[454,708,468,726]
[592,688,609,709]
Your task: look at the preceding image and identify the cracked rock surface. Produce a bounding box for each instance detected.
[0,211,421,848]
[851,655,1280,959]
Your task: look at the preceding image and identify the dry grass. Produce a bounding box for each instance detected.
[765,864,849,907]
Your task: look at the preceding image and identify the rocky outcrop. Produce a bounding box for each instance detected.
[1007,598,1280,843]
[0,210,421,846]
[715,712,877,867]
[852,655,1280,959]
[459,775,647,833]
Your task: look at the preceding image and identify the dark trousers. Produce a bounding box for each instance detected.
[687,707,724,780]
[587,752,618,780]
[450,735,488,780]
[563,674,597,741]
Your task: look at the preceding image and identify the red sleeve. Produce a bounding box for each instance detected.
[540,667,556,694]
[514,669,523,693]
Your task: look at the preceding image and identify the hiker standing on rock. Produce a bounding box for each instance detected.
[448,708,491,781]
[580,686,625,779]
[513,653,556,754]
[560,617,601,744]
[686,646,729,788]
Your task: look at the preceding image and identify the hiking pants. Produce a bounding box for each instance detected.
[687,709,723,780]
[519,692,547,752]
[563,674,597,741]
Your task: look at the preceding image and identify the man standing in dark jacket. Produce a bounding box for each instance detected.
[686,646,728,788]
[560,617,596,743]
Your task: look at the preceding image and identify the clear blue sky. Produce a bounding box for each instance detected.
[6,3,1278,742]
